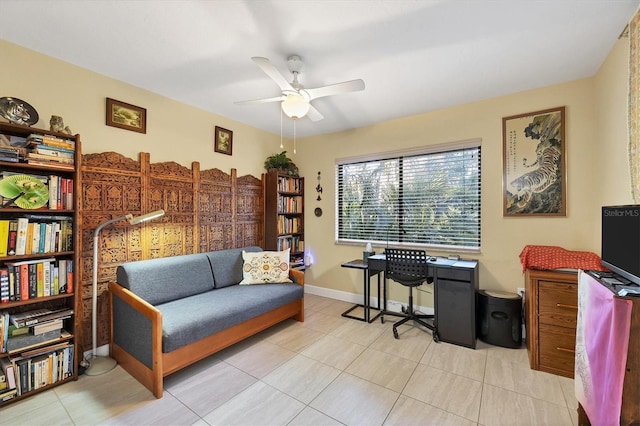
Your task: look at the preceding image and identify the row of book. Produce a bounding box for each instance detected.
[277,176,303,194]
[276,235,304,254]
[25,133,75,169]
[0,258,74,303]
[0,308,71,353]
[277,195,303,214]
[277,215,302,235]
[0,172,74,210]
[0,133,76,170]
[0,343,74,402]
[0,215,73,257]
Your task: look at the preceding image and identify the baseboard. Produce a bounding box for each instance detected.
[304,284,434,315]
[83,344,110,362]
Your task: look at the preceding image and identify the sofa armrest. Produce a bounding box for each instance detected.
[289,268,304,286]
[109,281,164,397]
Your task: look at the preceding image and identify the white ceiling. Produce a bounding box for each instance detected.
[0,0,638,139]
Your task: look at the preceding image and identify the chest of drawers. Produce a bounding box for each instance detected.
[525,269,578,378]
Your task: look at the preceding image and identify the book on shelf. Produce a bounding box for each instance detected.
[34,145,74,159]
[0,357,16,390]
[0,388,17,402]
[18,340,71,359]
[7,324,28,338]
[0,269,8,304]
[9,307,73,328]
[25,152,74,164]
[26,134,75,151]
[32,318,62,336]
[15,218,28,256]
[24,159,74,170]
[0,221,9,257]
[6,329,62,353]
[0,311,8,353]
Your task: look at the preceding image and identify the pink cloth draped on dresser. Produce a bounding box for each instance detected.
[575,271,632,426]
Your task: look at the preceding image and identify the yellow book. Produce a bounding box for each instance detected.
[36,262,44,298]
[0,220,9,256]
[25,223,34,255]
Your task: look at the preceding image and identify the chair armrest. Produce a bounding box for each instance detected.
[289,268,304,286]
[109,281,163,370]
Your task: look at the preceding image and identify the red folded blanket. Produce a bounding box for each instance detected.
[519,245,607,273]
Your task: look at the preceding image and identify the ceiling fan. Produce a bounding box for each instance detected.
[235,55,365,121]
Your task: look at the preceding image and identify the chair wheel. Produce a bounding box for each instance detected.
[381,317,385,324]
[393,328,399,339]
[433,332,440,343]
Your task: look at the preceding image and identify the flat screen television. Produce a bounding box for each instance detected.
[602,205,640,285]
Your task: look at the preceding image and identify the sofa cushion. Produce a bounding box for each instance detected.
[240,249,292,285]
[157,283,303,353]
[116,253,214,305]
[205,246,262,288]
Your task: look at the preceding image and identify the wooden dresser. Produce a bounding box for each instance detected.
[524,269,578,378]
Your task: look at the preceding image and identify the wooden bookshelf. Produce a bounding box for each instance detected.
[0,121,80,406]
[264,170,305,269]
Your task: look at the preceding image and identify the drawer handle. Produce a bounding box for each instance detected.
[556,303,578,310]
[556,347,575,354]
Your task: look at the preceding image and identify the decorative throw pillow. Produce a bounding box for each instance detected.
[240,249,292,285]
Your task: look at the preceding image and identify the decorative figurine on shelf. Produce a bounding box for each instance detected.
[49,115,73,135]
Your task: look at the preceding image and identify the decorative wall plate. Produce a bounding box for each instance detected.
[0,97,39,126]
[314,207,323,217]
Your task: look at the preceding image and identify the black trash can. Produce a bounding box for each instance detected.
[476,290,522,348]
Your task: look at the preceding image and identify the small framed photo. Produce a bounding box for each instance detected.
[214,126,233,155]
[106,98,147,134]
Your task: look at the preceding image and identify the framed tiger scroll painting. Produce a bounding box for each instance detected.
[502,106,566,216]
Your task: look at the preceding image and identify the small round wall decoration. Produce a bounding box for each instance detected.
[314,207,323,217]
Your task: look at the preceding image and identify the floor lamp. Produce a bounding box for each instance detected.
[84,209,165,376]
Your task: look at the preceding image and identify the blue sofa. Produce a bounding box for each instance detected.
[108,246,304,398]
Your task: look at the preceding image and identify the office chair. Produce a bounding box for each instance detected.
[382,248,438,341]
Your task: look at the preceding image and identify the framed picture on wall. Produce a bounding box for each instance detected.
[502,106,566,216]
[106,98,147,134]
[214,126,233,155]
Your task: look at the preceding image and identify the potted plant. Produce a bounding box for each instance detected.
[264,151,299,176]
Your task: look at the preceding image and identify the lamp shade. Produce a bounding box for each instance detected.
[281,93,310,119]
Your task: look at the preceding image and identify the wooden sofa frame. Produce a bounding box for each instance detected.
[108,268,304,398]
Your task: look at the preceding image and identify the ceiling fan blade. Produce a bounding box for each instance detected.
[252,57,295,92]
[305,79,365,101]
[234,95,284,105]
[306,104,324,122]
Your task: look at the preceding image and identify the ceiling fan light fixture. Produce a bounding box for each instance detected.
[281,93,310,119]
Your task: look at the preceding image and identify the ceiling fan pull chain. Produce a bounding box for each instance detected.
[293,119,297,154]
[280,107,284,149]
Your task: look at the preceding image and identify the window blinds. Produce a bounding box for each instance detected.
[336,142,481,250]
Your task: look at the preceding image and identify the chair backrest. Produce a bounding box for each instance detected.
[385,248,428,286]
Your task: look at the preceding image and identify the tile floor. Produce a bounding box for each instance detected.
[0,294,578,425]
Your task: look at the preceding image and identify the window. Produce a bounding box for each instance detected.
[336,140,481,250]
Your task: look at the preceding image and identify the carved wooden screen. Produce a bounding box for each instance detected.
[78,151,264,354]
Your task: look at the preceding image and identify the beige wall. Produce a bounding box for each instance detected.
[0,40,283,178]
[298,37,632,304]
[1,37,633,305]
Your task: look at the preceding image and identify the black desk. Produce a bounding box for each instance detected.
[352,254,479,348]
[340,259,383,323]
